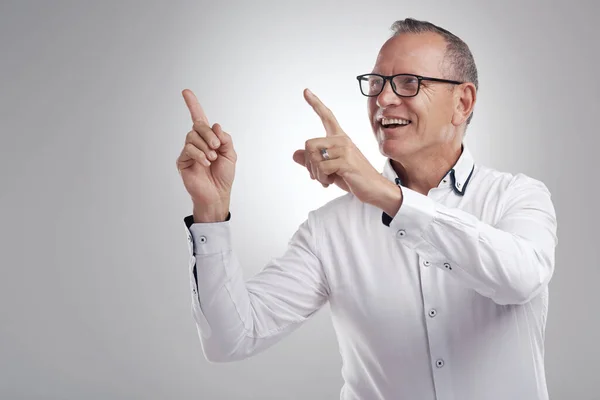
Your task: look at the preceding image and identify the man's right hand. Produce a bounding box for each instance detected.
[176,89,237,222]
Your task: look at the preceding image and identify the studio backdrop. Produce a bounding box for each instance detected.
[0,1,598,399]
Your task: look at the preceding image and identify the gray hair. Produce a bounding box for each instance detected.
[390,18,478,125]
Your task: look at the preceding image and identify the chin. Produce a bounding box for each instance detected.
[378,134,416,159]
[379,139,422,161]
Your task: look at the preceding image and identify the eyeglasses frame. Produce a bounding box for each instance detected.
[356,73,464,98]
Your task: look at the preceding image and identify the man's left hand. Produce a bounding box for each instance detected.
[293,89,400,209]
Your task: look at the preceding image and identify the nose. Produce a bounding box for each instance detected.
[376,79,403,108]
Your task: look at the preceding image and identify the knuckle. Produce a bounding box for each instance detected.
[193,123,210,139]
[184,143,201,158]
[185,130,195,142]
[185,142,198,152]
[192,121,205,131]
[191,133,209,149]
[339,136,350,146]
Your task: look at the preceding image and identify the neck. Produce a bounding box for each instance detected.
[391,143,463,195]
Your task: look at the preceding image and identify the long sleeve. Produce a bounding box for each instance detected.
[183,210,329,363]
[387,173,558,305]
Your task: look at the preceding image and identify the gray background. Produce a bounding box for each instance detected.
[0,0,598,399]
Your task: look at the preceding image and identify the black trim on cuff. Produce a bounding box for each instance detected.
[193,265,198,288]
[381,178,402,227]
[184,212,232,228]
[187,211,231,287]
[382,212,393,227]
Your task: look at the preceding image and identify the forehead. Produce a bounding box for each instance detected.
[372,32,447,77]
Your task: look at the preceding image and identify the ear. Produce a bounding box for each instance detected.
[451,83,477,126]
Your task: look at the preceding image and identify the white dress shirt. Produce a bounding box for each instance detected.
[183,145,558,400]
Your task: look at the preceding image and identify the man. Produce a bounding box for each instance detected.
[176,18,557,400]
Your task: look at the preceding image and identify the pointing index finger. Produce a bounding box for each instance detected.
[304,88,343,137]
[182,89,209,125]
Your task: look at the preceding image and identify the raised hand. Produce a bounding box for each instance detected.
[176,89,237,222]
[292,89,396,207]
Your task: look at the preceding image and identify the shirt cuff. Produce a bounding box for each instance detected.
[182,213,233,339]
[387,186,437,251]
[183,213,233,256]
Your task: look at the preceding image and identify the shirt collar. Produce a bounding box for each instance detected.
[382,145,475,196]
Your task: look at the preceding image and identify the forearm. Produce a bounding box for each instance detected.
[387,183,557,305]
[191,242,283,362]
[185,212,328,362]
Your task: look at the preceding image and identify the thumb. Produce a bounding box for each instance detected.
[293,149,306,166]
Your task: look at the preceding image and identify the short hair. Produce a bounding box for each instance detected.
[390,18,478,125]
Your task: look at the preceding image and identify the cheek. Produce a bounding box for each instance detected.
[408,100,442,130]
[403,99,422,122]
[426,96,454,123]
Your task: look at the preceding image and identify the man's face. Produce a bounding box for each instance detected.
[368,32,459,159]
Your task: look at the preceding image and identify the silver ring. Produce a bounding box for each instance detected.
[320,148,330,160]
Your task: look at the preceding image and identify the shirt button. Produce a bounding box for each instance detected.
[396,229,406,238]
[423,260,430,267]
[428,309,437,318]
[436,359,445,368]
[443,262,452,270]
[199,236,207,244]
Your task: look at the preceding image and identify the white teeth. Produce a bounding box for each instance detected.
[381,118,411,126]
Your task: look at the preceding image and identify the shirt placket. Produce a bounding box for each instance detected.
[418,189,455,400]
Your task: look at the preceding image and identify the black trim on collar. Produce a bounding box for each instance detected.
[450,164,475,196]
[381,164,475,227]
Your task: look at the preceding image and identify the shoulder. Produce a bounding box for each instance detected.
[472,164,552,195]
[471,164,555,223]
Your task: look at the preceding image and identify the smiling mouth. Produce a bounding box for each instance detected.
[380,117,412,129]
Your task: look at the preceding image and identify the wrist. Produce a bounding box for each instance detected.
[373,179,403,217]
[193,201,230,223]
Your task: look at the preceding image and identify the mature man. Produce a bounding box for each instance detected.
[176,18,557,400]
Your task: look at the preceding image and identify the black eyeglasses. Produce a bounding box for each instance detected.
[356,73,463,97]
